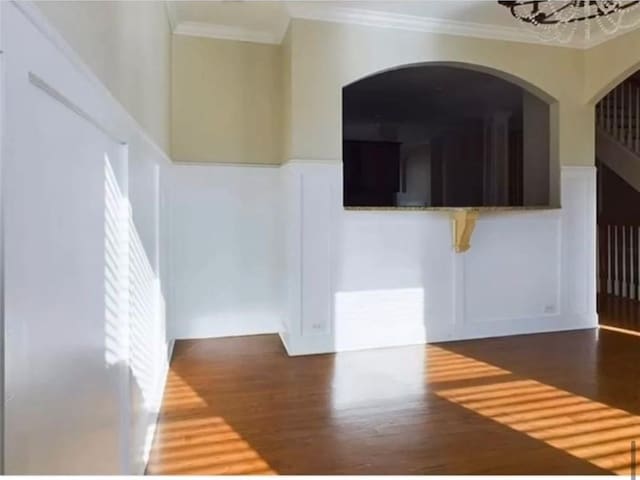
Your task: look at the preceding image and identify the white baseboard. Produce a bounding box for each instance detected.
[167,339,176,363]
[140,338,174,475]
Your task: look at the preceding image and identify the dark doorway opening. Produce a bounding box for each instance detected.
[342,64,554,209]
[596,71,640,332]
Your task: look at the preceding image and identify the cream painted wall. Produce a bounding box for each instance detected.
[585,28,640,103]
[281,26,293,163]
[35,2,637,170]
[172,35,282,165]
[285,19,593,167]
[34,0,171,154]
[168,17,640,170]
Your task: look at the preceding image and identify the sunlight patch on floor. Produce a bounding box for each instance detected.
[147,369,276,475]
[437,378,640,474]
[426,345,511,383]
[600,324,640,338]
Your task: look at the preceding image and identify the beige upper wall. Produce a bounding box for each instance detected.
[285,19,593,166]
[171,35,282,164]
[281,26,293,164]
[585,28,640,104]
[171,18,640,168]
[38,0,636,167]
[35,1,172,155]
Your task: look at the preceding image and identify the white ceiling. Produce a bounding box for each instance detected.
[299,1,519,25]
[168,0,640,48]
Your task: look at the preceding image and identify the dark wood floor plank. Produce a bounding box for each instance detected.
[147,329,640,475]
[599,293,640,333]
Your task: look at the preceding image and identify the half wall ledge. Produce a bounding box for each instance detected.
[344,206,560,253]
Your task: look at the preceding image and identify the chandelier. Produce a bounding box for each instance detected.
[498,1,640,42]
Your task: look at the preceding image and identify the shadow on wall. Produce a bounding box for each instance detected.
[104,155,167,472]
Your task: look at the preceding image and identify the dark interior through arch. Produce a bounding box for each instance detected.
[342,65,552,208]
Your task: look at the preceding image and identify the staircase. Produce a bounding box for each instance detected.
[596,79,640,191]
[596,77,640,332]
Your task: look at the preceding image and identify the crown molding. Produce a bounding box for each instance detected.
[171,3,640,50]
[285,4,586,49]
[174,21,285,45]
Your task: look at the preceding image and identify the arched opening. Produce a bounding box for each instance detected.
[342,63,558,209]
[595,69,640,334]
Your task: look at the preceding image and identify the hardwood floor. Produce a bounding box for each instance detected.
[147,329,640,475]
[599,293,640,333]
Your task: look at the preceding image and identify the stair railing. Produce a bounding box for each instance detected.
[597,80,640,155]
[599,222,640,300]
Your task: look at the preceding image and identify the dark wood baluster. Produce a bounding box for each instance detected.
[618,225,625,325]
[598,225,603,295]
[598,224,608,319]
[599,225,606,294]
[610,225,617,323]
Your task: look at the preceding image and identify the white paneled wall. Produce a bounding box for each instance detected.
[167,164,282,340]
[168,160,595,356]
[3,2,170,474]
[2,0,600,472]
[281,161,596,355]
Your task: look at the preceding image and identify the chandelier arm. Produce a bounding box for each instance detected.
[498,0,640,43]
[499,0,640,25]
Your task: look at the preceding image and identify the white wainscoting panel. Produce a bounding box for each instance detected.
[168,164,282,340]
[462,213,561,322]
[280,161,597,355]
[3,2,171,474]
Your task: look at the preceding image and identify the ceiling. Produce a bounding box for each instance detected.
[168,1,640,48]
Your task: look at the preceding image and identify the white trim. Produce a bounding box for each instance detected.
[11,0,172,167]
[174,21,283,45]
[0,0,5,473]
[173,159,282,169]
[140,339,174,475]
[287,3,581,48]
[561,165,598,177]
[282,158,340,167]
[170,2,640,50]
[166,339,175,366]
[28,72,125,145]
[278,331,292,356]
